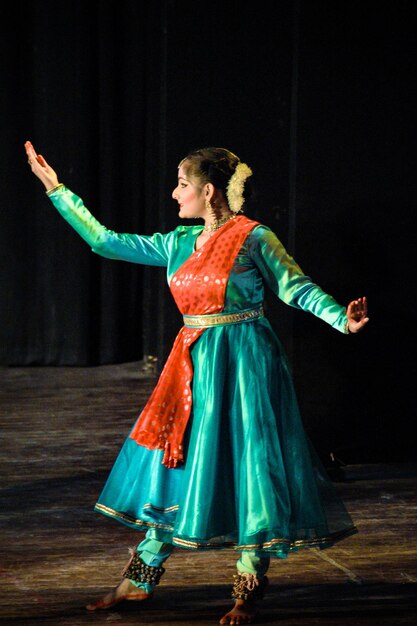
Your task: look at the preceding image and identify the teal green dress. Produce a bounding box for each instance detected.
[49,186,357,557]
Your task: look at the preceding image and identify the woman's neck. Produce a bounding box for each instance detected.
[203,209,234,232]
[203,201,233,230]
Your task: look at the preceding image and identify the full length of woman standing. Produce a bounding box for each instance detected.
[25,140,368,624]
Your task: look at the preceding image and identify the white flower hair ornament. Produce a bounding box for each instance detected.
[226,162,253,214]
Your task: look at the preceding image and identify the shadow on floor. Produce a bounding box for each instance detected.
[2,582,417,625]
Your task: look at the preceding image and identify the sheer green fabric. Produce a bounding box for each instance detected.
[48,187,356,557]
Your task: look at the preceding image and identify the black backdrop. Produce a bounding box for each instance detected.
[1,1,416,464]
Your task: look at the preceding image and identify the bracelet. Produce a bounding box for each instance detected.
[45,183,65,196]
[344,320,350,334]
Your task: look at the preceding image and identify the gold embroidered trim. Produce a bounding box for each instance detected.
[45,183,65,196]
[183,306,264,328]
[94,503,174,531]
[235,527,358,551]
[235,537,290,550]
[95,502,357,551]
[143,503,179,513]
[172,537,236,549]
[172,527,357,551]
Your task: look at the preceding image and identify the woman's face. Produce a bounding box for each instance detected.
[172,164,206,219]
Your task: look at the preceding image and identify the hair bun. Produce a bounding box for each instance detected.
[226,163,253,213]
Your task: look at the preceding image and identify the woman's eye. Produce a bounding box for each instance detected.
[180,183,187,188]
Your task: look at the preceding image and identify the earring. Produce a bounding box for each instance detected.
[205,199,218,216]
[205,198,219,231]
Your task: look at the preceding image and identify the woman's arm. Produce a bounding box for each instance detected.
[248,225,369,334]
[24,141,172,266]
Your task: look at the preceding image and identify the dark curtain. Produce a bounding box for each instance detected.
[1,1,169,365]
[292,1,417,463]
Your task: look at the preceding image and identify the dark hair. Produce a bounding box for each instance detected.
[179,147,253,208]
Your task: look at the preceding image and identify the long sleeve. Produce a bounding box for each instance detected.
[47,186,174,266]
[248,225,349,334]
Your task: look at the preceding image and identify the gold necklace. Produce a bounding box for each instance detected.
[203,214,235,234]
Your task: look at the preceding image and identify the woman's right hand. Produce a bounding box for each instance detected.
[24,140,61,191]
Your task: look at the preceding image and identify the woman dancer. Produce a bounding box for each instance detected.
[25,140,368,624]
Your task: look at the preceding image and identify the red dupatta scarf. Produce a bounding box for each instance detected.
[129,215,259,467]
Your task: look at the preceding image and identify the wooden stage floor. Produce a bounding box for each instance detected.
[1,363,416,625]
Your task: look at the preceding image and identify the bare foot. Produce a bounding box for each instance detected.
[219,599,258,624]
[86,577,152,611]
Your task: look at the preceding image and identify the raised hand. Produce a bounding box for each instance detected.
[346,296,369,333]
[24,140,60,191]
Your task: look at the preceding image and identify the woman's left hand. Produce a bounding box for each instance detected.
[347,296,369,333]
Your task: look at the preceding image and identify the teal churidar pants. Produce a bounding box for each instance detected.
[128,528,270,592]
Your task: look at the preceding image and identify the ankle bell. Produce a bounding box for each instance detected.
[231,572,268,601]
[122,552,165,586]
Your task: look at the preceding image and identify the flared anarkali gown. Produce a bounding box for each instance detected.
[49,186,357,558]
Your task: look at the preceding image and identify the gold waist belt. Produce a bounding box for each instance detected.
[183,306,264,328]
